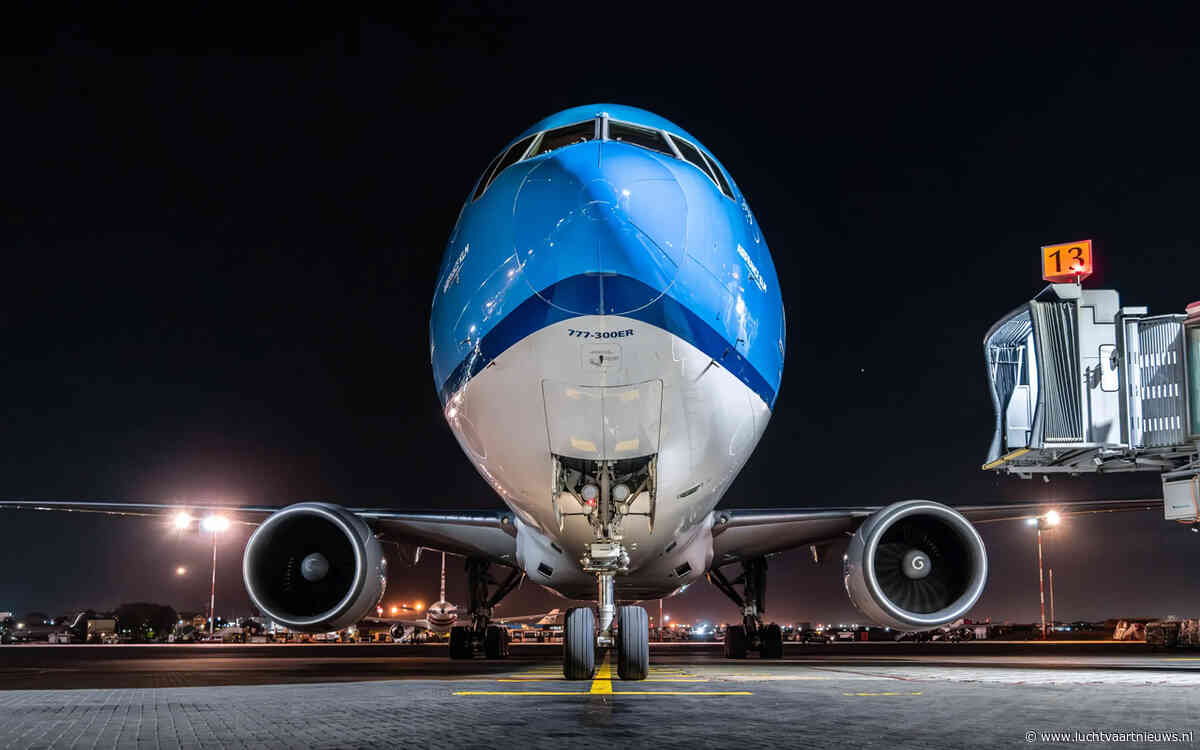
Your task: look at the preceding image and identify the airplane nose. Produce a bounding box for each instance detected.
[513,143,686,314]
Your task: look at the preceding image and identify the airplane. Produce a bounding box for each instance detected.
[0,104,1159,681]
[383,552,459,635]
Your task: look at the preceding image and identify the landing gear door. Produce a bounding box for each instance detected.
[541,379,663,460]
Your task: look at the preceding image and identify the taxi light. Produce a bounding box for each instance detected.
[172,512,193,530]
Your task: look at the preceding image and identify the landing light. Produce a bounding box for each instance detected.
[1044,510,1061,526]
[581,484,599,505]
[172,512,193,530]
[612,484,631,503]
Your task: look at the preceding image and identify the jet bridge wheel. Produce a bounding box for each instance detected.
[449,626,473,659]
[724,624,748,659]
[563,607,596,680]
[760,623,784,659]
[616,605,649,680]
[484,624,510,659]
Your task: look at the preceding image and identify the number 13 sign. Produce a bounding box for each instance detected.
[1041,239,1093,283]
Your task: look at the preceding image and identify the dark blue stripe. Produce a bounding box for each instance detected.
[437,274,777,408]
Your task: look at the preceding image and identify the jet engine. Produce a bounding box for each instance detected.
[842,500,987,631]
[243,502,387,632]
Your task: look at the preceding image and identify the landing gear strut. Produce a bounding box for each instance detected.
[552,453,655,680]
[449,557,522,659]
[708,557,783,659]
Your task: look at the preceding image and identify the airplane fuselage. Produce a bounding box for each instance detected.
[430,105,784,600]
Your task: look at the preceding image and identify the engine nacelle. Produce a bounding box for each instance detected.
[243,502,387,632]
[843,500,987,631]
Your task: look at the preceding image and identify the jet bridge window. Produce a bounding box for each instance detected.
[529,120,597,158]
[607,121,675,157]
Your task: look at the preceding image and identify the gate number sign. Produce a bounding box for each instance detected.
[1041,239,1094,283]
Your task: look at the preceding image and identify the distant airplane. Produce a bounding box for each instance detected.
[0,104,1158,681]
[384,552,458,635]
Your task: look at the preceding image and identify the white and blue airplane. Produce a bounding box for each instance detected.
[0,105,1155,680]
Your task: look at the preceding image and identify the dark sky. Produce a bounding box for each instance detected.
[2,9,1198,625]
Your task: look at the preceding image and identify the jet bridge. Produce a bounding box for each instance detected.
[984,287,1200,524]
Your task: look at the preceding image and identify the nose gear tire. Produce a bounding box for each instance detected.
[563,607,596,680]
[616,605,649,680]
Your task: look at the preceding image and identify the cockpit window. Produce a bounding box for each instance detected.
[702,151,734,198]
[668,134,720,187]
[529,120,596,158]
[471,151,504,201]
[473,133,536,201]
[607,121,674,157]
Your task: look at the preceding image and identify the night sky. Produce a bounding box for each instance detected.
[2,10,1198,626]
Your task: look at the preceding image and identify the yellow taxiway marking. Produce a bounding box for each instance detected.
[454,691,590,696]
[454,653,751,696]
[454,690,753,696]
[1164,658,1200,661]
[498,678,709,683]
[843,691,923,696]
[613,691,752,696]
[589,652,613,694]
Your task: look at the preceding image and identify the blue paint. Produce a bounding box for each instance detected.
[437,273,778,408]
[431,104,785,407]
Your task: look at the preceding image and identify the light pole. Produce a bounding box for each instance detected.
[200,515,231,634]
[1048,567,1055,634]
[659,599,663,642]
[1028,510,1060,640]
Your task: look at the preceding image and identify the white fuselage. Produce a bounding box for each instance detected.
[443,315,770,599]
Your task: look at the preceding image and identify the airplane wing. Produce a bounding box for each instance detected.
[0,500,518,565]
[495,608,562,625]
[710,498,1161,566]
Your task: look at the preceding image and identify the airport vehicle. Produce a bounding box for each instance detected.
[0,105,1161,680]
[798,629,831,644]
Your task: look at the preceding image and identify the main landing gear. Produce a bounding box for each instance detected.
[448,557,523,660]
[708,557,784,659]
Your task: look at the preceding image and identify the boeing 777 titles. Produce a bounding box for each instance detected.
[0,105,1156,679]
